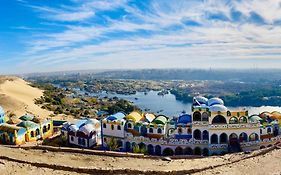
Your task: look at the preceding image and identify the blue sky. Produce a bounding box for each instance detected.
[0,0,281,74]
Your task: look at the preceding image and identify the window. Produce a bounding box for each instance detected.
[43,126,47,133]
[267,127,272,134]
[111,124,114,130]
[128,123,132,129]
[260,129,263,134]
[187,128,192,134]
[149,128,153,133]
[81,138,86,146]
[239,116,247,123]
[48,124,51,130]
[202,112,209,121]
[30,131,34,137]
[117,125,121,130]
[229,117,238,124]
[157,128,162,134]
[70,136,74,141]
[103,123,106,128]
[36,129,40,136]
[178,128,182,134]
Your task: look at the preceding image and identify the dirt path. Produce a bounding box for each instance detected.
[0,146,279,175]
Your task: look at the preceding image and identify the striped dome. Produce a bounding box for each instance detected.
[208,98,224,106]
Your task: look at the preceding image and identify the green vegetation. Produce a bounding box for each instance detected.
[31,83,139,118]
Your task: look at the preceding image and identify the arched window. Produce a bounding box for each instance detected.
[117,125,121,130]
[178,128,182,134]
[260,129,262,134]
[211,134,218,144]
[157,128,162,134]
[111,124,114,130]
[249,133,259,141]
[220,133,228,144]
[202,130,209,141]
[103,123,106,128]
[149,128,153,133]
[239,132,248,142]
[187,128,192,134]
[229,117,238,124]
[212,115,227,124]
[175,147,183,155]
[36,128,40,136]
[127,123,132,129]
[30,131,34,137]
[267,127,272,134]
[43,126,47,133]
[202,112,209,121]
[239,116,247,123]
[48,124,51,130]
[193,129,201,140]
[193,111,201,121]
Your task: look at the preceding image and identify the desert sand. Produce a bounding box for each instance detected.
[0,76,52,117]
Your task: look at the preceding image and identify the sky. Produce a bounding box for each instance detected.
[0,0,281,74]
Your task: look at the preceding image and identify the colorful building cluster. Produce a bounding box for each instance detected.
[0,109,54,145]
[98,97,281,156]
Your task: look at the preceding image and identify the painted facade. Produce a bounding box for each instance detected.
[0,110,54,145]
[62,118,101,148]
[101,97,281,156]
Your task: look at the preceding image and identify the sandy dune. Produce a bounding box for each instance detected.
[0,77,52,118]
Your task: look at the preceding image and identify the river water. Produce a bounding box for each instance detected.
[85,90,281,117]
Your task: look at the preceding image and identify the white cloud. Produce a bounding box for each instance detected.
[16,0,281,73]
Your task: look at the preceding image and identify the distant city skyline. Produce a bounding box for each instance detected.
[1,0,281,74]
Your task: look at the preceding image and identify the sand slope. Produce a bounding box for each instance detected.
[0,77,52,118]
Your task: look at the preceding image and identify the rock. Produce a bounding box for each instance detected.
[43,149,48,153]
[161,157,172,161]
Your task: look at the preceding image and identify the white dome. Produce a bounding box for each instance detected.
[194,96,208,105]
[79,124,95,135]
[209,104,228,112]
[69,124,79,132]
[208,98,224,106]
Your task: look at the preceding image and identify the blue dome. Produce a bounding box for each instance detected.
[178,114,192,124]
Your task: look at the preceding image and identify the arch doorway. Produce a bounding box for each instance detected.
[163,148,174,156]
[175,147,183,155]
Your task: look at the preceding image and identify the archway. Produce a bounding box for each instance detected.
[155,145,162,156]
[194,147,201,155]
[125,142,131,152]
[212,115,227,124]
[249,133,259,141]
[229,117,238,124]
[139,142,146,150]
[175,147,183,155]
[239,116,247,123]
[184,147,193,155]
[229,133,240,152]
[211,134,218,144]
[163,148,174,156]
[147,144,154,155]
[193,129,201,140]
[202,130,209,141]
[202,112,209,121]
[193,111,201,121]
[229,133,238,144]
[239,132,248,142]
[220,133,228,144]
[202,148,209,156]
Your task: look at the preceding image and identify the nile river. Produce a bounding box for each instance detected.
[87,90,281,116]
